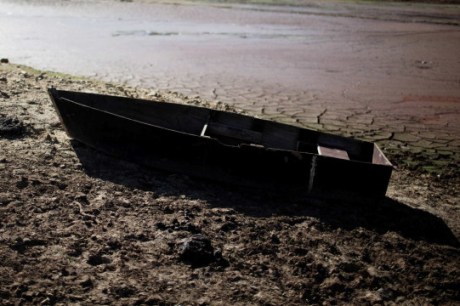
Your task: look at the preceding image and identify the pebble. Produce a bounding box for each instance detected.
[179,234,217,267]
[0,115,25,138]
[19,70,30,78]
[80,277,93,289]
[10,237,46,252]
[148,90,160,98]
[0,58,8,63]
[74,192,88,203]
[87,254,111,266]
[338,261,361,273]
[16,177,29,189]
[220,221,237,232]
[112,285,136,298]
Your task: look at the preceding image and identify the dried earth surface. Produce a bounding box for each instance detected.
[0,62,459,305]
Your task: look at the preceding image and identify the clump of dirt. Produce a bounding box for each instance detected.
[0,62,459,305]
[179,234,228,268]
[0,114,25,138]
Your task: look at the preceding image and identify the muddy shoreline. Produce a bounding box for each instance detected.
[0,62,459,305]
[3,0,460,113]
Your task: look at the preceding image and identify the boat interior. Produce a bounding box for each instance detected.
[52,89,392,166]
[201,111,391,166]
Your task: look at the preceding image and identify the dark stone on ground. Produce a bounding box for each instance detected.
[179,234,217,267]
[87,254,112,266]
[16,177,29,189]
[0,115,25,138]
[10,237,46,253]
[112,285,136,298]
[0,58,9,64]
[80,277,94,289]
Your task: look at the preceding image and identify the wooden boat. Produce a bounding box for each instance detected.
[48,88,392,196]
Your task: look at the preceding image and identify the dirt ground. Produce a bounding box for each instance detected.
[0,62,459,305]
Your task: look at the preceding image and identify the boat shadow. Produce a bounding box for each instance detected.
[72,141,459,248]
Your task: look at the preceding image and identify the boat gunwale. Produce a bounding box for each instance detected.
[48,88,393,169]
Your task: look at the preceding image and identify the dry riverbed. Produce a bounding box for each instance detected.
[0,62,459,305]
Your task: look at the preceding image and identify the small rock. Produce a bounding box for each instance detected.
[107,239,122,250]
[124,232,148,241]
[0,58,8,64]
[338,261,361,273]
[16,177,29,189]
[57,182,68,190]
[366,266,379,277]
[220,221,237,232]
[112,285,136,298]
[321,276,346,292]
[67,242,84,257]
[74,192,88,203]
[80,277,93,289]
[148,90,160,98]
[156,222,167,230]
[87,254,111,266]
[0,115,25,138]
[10,237,46,253]
[36,73,46,81]
[270,234,280,244]
[179,234,216,267]
[19,70,30,78]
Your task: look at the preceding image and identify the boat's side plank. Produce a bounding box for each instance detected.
[311,154,392,196]
[261,123,299,151]
[49,88,393,196]
[205,122,263,144]
[54,89,378,162]
[52,94,313,189]
[56,90,210,135]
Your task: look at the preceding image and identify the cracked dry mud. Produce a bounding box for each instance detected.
[0,63,459,305]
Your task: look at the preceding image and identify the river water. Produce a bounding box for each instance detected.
[1,0,459,128]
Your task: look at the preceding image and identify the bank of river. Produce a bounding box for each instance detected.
[2,0,459,174]
[1,0,460,303]
[1,0,459,107]
[1,61,460,305]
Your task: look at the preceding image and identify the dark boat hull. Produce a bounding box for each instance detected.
[48,89,392,196]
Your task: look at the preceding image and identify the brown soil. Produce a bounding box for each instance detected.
[0,62,459,305]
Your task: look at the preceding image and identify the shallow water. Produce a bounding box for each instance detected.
[1,0,459,123]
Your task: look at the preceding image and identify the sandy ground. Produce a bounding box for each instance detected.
[0,62,459,305]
